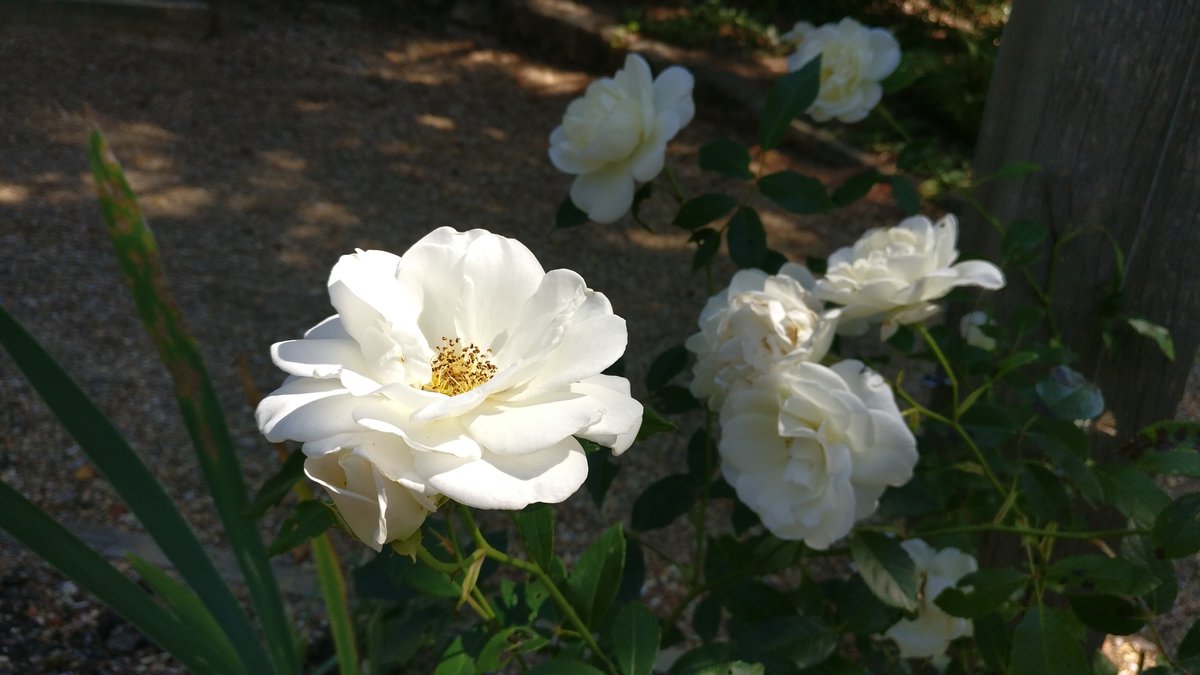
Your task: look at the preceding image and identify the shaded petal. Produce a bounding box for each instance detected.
[569,375,643,455]
[354,400,481,459]
[415,437,588,510]
[256,377,360,443]
[950,260,1006,290]
[453,232,546,347]
[462,390,603,455]
[304,315,350,340]
[652,66,696,128]
[570,165,636,224]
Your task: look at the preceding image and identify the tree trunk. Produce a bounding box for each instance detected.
[964,0,1200,439]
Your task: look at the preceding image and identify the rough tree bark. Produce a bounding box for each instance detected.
[964,0,1200,438]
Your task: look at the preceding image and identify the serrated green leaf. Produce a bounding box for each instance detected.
[727,207,767,269]
[567,523,626,626]
[611,603,660,675]
[699,139,753,180]
[515,504,555,572]
[758,56,821,150]
[632,474,697,531]
[934,568,1027,619]
[268,500,334,556]
[831,169,884,207]
[652,384,702,414]
[637,406,676,440]
[1009,606,1087,675]
[1036,365,1104,420]
[1137,450,1200,478]
[556,197,589,229]
[673,193,737,231]
[646,345,689,392]
[435,636,475,675]
[1152,493,1200,558]
[1096,463,1170,528]
[1067,595,1146,636]
[526,658,607,675]
[1046,555,1160,596]
[1127,318,1175,361]
[757,171,832,214]
[849,532,918,611]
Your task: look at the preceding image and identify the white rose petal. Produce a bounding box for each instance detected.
[686,262,839,409]
[785,17,900,124]
[256,228,643,548]
[718,360,918,549]
[549,53,695,223]
[884,540,978,659]
[959,310,997,351]
[814,214,1005,338]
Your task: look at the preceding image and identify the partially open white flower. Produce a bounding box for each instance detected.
[685,263,839,409]
[813,215,1006,339]
[959,310,997,351]
[884,539,978,659]
[784,18,900,123]
[257,228,643,535]
[549,53,695,223]
[718,360,917,549]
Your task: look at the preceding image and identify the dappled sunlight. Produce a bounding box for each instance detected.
[0,183,32,205]
[415,113,456,131]
[139,185,215,218]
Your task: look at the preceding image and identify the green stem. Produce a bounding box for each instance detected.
[900,522,1147,541]
[916,323,960,416]
[663,164,686,203]
[458,506,619,675]
[876,104,913,144]
[415,545,493,622]
[310,535,361,675]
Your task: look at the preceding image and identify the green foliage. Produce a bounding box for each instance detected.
[758,56,822,150]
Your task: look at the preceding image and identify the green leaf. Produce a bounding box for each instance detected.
[1134,420,1200,453]
[1009,606,1087,675]
[673,193,737,231]
[756,171,832,214]
[584,450,620,509]
[652,384,702,414]
[1138,450,1200,478]
[126,554,245,674]
[699,139,753,180]
[1127,318,1175,361]
[268,500,334,556]
[1120,536,1177,614]
[692,228,722,271]
[831,169,884,207]
[1179,617,1200,666]
[727,207,768,269]
[758,55,821,150]
[1046,555,1161,596]
[960,401,1019,448]
[0,302,270,675]
[1097,463,1170,528]
[1002,219,1049,267]
[556,197,590,229]
[89,130,297,673]
[693,594,721,642]
[637,406,677,440]
[631,183,656,231]
[669,644,735,675]
[736,615,837,669]
[974,613,1010,672]
[631,474,697,531]
[646,345,690,392]
[1067,595,1146,636]
[0,481,235,674]
[245,449,306,518]
[1035,365,1104,420]
[849,532,918,611]
[526,658,607,675]
[434,636,476,675]
[934,568,1028,619]
[687,429,716,486]
[881,57,920,93]
[889,175,920,215]
[1152,493,1200,558]
[515,504,555,572]
[567,523,626,626]
[611,603,660,675]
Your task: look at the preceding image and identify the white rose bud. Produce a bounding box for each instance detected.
[686,263,838,410]
[959,310,997,351]
[785,17,900,123]
[814,214,1006,339]
[549,53,695,223]
[884,539,978,659]
[718,360,918,549]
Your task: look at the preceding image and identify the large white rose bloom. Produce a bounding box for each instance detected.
[718,360,918,549]
[813,215,1006,339]
[783,17,900,123]
[549,53,695,224]
[884,539,978,659]
[256,228,643,548]
[685,263,839,410]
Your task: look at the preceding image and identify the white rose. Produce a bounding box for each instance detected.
[813,214,1006,339]
[549,53,695,224]
[959,310,997,351]
[257,228,643,535]
[884,539,977,659]
[718,360,918,549]
[785,18,900,123]
[685,263,839,410]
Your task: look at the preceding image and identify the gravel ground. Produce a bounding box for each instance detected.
[0,2,896,671]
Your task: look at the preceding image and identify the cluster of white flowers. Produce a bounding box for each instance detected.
[687,214,1004,550]
[257,228,642,550]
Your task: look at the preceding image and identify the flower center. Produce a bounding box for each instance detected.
[422,337,497,396]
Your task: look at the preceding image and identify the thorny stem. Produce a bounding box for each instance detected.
[457,505,619,675]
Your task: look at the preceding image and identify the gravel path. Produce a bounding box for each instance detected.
[0,3,894,670]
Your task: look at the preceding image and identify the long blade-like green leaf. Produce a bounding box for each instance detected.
[0,303,270,674]
[127,554,249,675]
[88,129,299,673]
[0,481,231,674]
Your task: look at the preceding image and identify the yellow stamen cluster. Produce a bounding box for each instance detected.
[421,337,497,396]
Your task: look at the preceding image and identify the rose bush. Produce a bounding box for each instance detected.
[813,214,1006,338]
[256,227,643,544]
[548,53,695,223]
[783,17,900,123]
[685,263,838,409]
[718,360,918,549]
